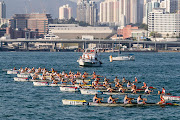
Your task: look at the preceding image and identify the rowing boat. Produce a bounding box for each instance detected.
[17,74,31,78]
[60,87,79,92]
[33,82,74,87]
[163,95,180,101]
[80,89,103,95]
[80,88,145,95]
[7,70,19,74]
[62,100,179,107]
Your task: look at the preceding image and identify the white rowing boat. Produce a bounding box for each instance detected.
[7,70,19,74]
[33,82,74,87]
[62,99,87,105]
[62,100,179,107]
[17,74,31,78]
[80,89,103,95]
[163,95,180,101]
[60,87,79,92]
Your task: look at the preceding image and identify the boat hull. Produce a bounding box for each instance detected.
[60,87,79,92]
[78,59,102,67]
[163,95,180,101]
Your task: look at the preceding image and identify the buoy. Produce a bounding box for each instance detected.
[109,55,113,62]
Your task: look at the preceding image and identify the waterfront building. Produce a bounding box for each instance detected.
[77,0,98,26]
[148,8,180,37]
[9,13,53,38]
[59,4,72,20]
[47,24,115,39]
[0,1,6,19]
[117,25,139,39]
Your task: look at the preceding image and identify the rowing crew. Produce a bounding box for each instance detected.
[93,94,165,105]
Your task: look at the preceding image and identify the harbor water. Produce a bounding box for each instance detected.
[0,52,180,119]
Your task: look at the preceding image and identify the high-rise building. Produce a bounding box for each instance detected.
[0,1,6,19]
[59,4,72,20]
[77,0,98,26]
[143,0,160,24]
[10,13,53,37]
[100,0,143,26]
[148,8,180,37]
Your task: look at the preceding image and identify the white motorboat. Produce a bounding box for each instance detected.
[109,54,135,61]
[77,49,102,67]
[109,49,135,61]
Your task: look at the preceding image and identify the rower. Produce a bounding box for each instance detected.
[145,87,153,94]
[158,87,166,95]
[131,83,137,94]
[127,81,131,89]
[104,77,109,82]
[13,67,17,70]
[107,95,118,104]
[93,94,103,103]
[114,76,119,83]
[124,95,134,104]
[82,79,87,85]
[161,87,165,94]
[157,95,166,104]
[134,77,138,83]
[107,85,114,92]
[119,86,125,93]
[137,95,146,104]
[122,77,127,83]
[142,82,147,88]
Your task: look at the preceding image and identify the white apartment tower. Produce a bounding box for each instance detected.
[148,8,180,37]
[59,4,72,20]
[77,0,98,26]
[100,0,143,26]
[0,1,6,19]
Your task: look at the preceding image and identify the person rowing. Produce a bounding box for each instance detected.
[107,95,118,104]
[124,95,134,104]
[93,94,103,103]
[119,86,125,93]
[104,77,109,82]
[114,76,119,83]
[107,85,114,92]
[131,83,137,94]
[13,67,17,70]
[158,87,166,95]
[137,95,147,104]
[133,77,138,83]
[157,95,166,104]
[142,82,147,88]
[122,77,127,83]
[82,79,87,85]
[145,87,153,94]
[127,81,131,89]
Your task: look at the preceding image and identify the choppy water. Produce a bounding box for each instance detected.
[0,52,180,120]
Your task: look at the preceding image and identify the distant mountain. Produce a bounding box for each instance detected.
[4,0,77,19]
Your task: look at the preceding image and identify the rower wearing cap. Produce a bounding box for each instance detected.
[142,82,147,88]
[161,87,165,94]
[134,77,138,83]
[107,95,118,104]
[93,94,103,103]
[157,95,165,104]
[137,95,146,104]
[131,83,137,94]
